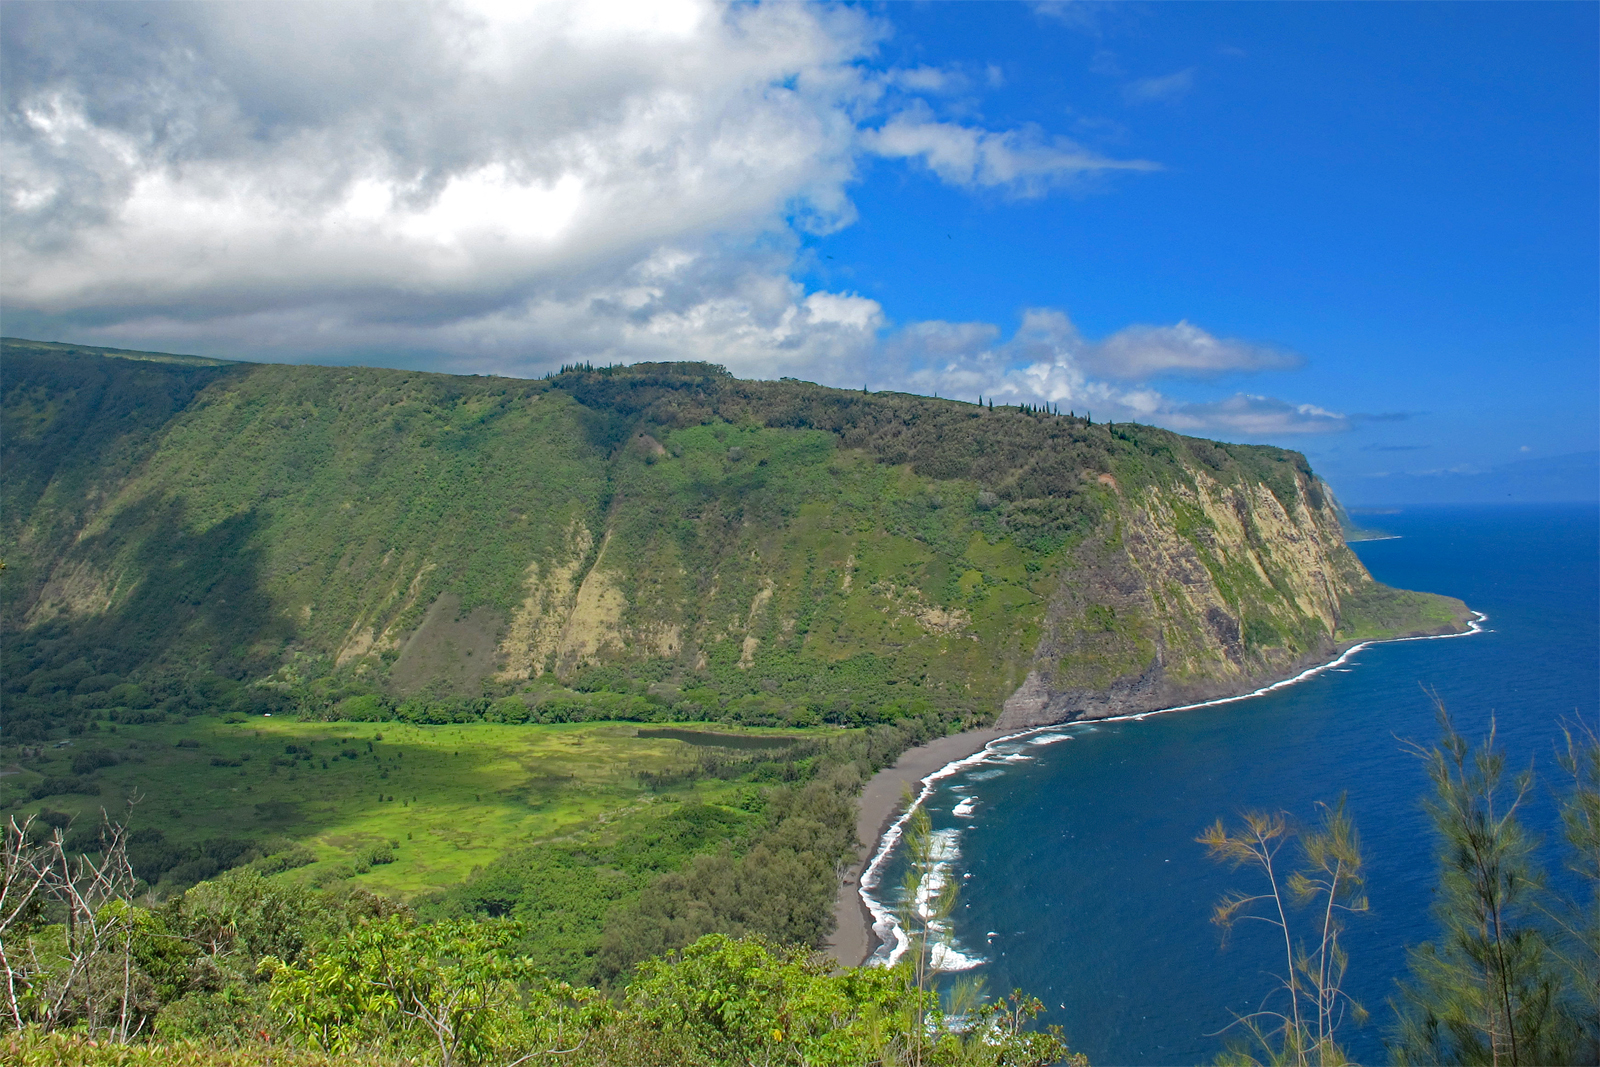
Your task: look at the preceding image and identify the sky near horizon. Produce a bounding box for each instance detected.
[3,1,1596,503]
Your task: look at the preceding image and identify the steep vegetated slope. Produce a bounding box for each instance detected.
[3,338,1466,744]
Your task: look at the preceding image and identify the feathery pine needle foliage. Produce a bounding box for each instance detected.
[1549,723,1600,1062]
[1205,706,1600,1067]
[1201,798,1370,1067]
[873,792,1085,1067]
[897,792,962,998]
[889,792,960,1067]
[1390,701,1586,1066]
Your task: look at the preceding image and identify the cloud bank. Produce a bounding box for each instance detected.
[878,310,1346,434]
[2,0,1343,439]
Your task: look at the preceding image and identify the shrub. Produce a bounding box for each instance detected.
[70,746,118,774]
[331,694,391,722]
[29,775,99,799]
[361,844,396,867]
[107,683,155,708]
[249,843,317,875]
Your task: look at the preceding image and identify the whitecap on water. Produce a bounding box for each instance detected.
[952,797,978,818]
[967,768,1005,781]
[929,940,985,971]
[896,829,986,971]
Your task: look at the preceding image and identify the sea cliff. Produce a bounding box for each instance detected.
[997,468,1468,729]
[2,338,1466,736]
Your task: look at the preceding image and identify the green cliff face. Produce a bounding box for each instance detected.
[1,339,1468,736]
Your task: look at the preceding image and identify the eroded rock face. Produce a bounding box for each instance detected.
[997,468,1383,730]
[496,519,594,681]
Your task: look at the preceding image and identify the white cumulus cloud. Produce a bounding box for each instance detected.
[1,0,1343,444]
[1083,319,1300,378]
[874,309,1345,436]
[864,104,1158,196]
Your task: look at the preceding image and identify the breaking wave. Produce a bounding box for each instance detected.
[858,610,1488,971]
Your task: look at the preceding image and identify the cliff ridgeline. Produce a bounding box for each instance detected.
[2,337,1467,740]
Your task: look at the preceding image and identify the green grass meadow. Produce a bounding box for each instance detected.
[2,717,824,897]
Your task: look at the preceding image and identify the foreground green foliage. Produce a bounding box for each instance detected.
[3,883,1075,1066]
[1390,706,1599,1066]
[3,1032,414,1066]
[260,926,1073,1066]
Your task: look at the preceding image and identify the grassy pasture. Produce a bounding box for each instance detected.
[1,717,826,897]
[1334,582,1471,642]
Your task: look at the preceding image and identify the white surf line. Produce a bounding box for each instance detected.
[1115,610,1490,723]
[859,734,1024,966]
[858,609,1489,967]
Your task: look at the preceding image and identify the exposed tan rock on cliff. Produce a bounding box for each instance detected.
[997,468,1458,729]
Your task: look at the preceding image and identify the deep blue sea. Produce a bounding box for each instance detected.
[868,504,1599,1066]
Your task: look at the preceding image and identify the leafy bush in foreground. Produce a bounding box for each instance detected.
[1,805,1079,1066]
[6,920,1074,1067]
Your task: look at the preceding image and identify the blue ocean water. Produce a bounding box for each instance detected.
[870,504,1599,1065]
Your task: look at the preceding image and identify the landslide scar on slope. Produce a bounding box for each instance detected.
[24,560,116,625]
[337,562,435,669]
[870,580,972,636]
[736,582,773,669]
[388,592,502,696]
[496,520,594,680]
[555,531,627,676]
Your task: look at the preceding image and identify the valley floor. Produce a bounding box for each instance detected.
[1,717,823,900]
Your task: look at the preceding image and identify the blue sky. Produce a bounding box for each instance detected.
[819,2,1599,499]
[3,1,1595,503]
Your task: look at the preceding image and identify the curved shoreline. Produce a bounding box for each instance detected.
[824,611,1488,968]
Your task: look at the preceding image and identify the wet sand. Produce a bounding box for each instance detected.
[823,726,1005,967]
